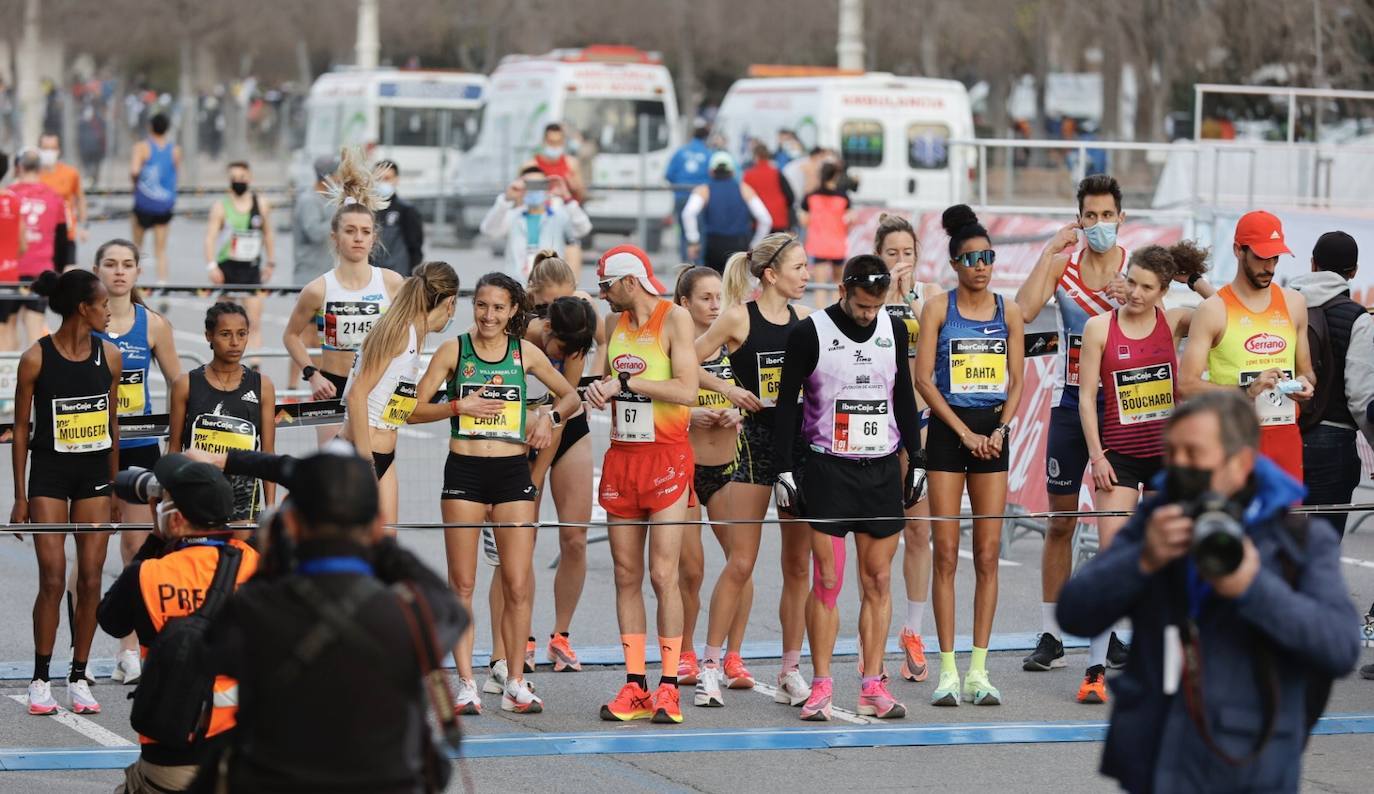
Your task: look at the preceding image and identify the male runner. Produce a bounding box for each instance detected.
[586,245,699,725]
[772,255,927,720]
[1180,210,1314,480]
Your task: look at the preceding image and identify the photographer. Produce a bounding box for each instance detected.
[1057,391,1360,793]
[196,446,468,793]
[97,454,260,793]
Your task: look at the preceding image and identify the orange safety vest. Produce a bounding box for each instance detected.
[137,539,259,745]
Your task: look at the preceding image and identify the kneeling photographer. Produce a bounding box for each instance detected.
[1058,391,1360,794]
[193,445,469,794]
[98,455,260,793]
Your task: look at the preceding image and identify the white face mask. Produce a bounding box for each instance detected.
[39,149,58,168]
[155,501,180,538]
[438,300,457,336]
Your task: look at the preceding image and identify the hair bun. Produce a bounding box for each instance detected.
[29,269,60,298]
[941,204,979,237]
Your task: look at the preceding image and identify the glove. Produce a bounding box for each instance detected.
[904,450,929,509]
[774,471,801,512]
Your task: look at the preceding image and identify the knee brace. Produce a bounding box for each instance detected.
[811,536,847,610]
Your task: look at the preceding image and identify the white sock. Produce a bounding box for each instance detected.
[1041,603,1061,640]
[904,600,926,635]
[1088,631,1110,668]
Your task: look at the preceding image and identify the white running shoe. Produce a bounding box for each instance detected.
[483,659,509,694]
[66,678,100,714]
[693,664,725,707]
[27,680,58,715]
[456,677,482,715]
[110,649,142,685]
[501,678,543,713]
[774,670,812,706]
[481,527,501,567]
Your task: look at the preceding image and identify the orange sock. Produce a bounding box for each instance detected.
[621,633,646,677]
[658,635,682,680]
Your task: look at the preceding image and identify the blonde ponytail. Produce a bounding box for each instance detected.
[723,232,798,307]
[358,261,458,375]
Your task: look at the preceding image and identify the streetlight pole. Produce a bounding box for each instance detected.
[356,0,380,69]
[837,0,865,71]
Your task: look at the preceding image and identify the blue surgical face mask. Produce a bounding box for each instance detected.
[543,146,564,160]
[439,307,457,336]
[375,182,396,200]
[525,190,546,209]
[1084,221,1118,253]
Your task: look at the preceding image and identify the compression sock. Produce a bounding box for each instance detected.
[904,600,926,635]
[704,643,723,667]
[1041,603,1061,640]
[781,649,802,675]
[658,636,682,685]
[69,659,88,683]
[969,647,989,674]
[33,654,51,683]
[1088,632,1110,668]
[622,633,647,684]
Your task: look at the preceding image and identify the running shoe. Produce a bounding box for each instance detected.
[799,678,832,721]
[723,652,755,689]
[547,634,582,672]
[524,637,537,673]
[1076,665,1108,704]
[502,678,543,714]
[110,649,142,685]
[858,678,907,719]
[774,669,812,706]
[899,629,928,683]
[456,677,482,715]
[677,650,700,685]
[481,526,500,566]
[600,681,654,722]
[483,659,508,695]
[27,680,58,715]
[693,663,725,707]
[962,670,1002,706]
[651,683,683,724]
[1361,663,1374,681]
[66,679,100,714]
[855,636,890,682]
[930,670,960,707]
[1022,632,1066,671]
[1107,632,1130,669]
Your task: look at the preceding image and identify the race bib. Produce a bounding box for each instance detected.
[117,370,146,415]
[52,393,111,453]
[756,351,785,408]
[884,306,919,359]
[832,398,890,454]
[229,230,263,261]
[1113,364,1174,425]
[1065,333,1083,387]
[698,358,735,410]
[457,382,524,439]
[948,338,1007,394]
[1241,369,1297,426]
[612,392,655,443]
[191,414,256,453]
[381,379,418,428]
[324,301,382,349]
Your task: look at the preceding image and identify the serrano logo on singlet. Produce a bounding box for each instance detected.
[612,354,647,375]
[1244,333,1287,355]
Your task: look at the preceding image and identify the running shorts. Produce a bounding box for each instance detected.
[442,453,536,504]
[731,414,804,487]
[1,274,50,317]
[373,450,395,479]
[133,209,174,228]
[1102,449,1162,492]
[218,261,262,286]
[1046,404,1091,495]
[599,442,695,518]
[798,451,904,538]
[529,412,590,467]
[926,405,1009,474]
[117,443,162,473]
[693,460,735,507]
[322,370,349,396]
[1260,423,1303,482]
[28,451,111,501]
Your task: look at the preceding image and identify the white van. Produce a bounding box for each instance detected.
[712,72,975,209]
[455,46,680,250]
[291,69,487,209]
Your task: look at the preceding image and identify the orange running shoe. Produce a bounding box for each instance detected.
[546,634,582,672]
[723,652,756,689]
[600,681,654,722]
[899,628,928,682]
[1076,665,1108,704]
[678,650,700,685]
[524,637,537,673]
[651,682,683,724]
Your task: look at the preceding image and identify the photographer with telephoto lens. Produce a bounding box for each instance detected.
[1057,391,1359,793]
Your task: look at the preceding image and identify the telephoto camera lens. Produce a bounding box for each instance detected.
[1189,495,1245,578]
[113,467,162,505]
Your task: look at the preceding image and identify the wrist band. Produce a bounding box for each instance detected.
[450,399,461,417]
[1187,272,1203,289]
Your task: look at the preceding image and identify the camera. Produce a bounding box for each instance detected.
[1184,492,1246,578]
[115,466,162,504]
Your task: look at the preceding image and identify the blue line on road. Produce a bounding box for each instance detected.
[3,714,1372,769]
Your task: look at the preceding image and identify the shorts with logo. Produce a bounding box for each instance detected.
[117,443,162,472]
[1046,404,1091,495]
[693,460,735,506]
[926,405,1008,474]
[442,453,536,504]
[28,451,111,501]
[1103,450,1163,492]
[799,451,904,538]
[1261,423,1303,482]
[732,413,804,487]
[599,442,696,517]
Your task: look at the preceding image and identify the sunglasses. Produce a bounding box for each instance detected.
[531,302,550,319]
[597,276,623,292]
[954,250,996,268]
[842,272,892,288]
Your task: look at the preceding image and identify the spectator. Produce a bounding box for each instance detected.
[9,149,68,345]
[743,140,794,235]
[774,129,804,170]
[799,161,853,306]
[37,133,86,267]
[665,120,713,261]
[680,151,772,274]
[0,150,24,352]
[292,155,338,285]
[782,147,830,215]
[480,167,591,281]
[373,160,424,277]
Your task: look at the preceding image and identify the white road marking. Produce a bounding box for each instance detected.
[6,694,136,747]
[750,682,872,724]
[1341,556,1374,570]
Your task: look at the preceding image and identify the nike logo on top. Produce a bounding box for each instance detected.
[94,483,110,492]
[95,346,101,366]
[981,327,999,334]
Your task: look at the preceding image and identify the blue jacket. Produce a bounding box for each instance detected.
[665,139,712,201]
[1058,457,1360,794]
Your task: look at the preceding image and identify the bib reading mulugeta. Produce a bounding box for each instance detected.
[1113,363,1175,425]
[52,393,112,453]
[117,370,146,415]
[449,333,526,442]
[381,379,418,428]
[697,347,736,410]
[801,310,900,459]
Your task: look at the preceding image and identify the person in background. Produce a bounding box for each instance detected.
[293,155,338,286]
[743,140,794,235]
[782,147,830,217]
[665,120,713,262]
[527,123,586,267]
[38,132,86,267]
[129,113,179,285]
[11,149,68,346]
[205,161,276,361]
[774,129,803,171]
[0,150,26,352]
[480,167,591,282]
[681,151,772,274]
[374,159,424,277]
[799,162,853,307]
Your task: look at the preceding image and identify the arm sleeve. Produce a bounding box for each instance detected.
[564,200,592,239]
[773,319,819,472]
[664,150,683,184]
[1057,506,1154,637]
[681,192,705,244]
[479,198,512,238]
[1345,314,1374,446]
[402,205,424,270]
[747,196,773,248]
[890,315,922,457]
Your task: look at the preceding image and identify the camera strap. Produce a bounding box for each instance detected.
[392,582,464,794]
[1179,614,1281,766]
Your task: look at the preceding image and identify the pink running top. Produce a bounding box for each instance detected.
[1099,307,1177,459]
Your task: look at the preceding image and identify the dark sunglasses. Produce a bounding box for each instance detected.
[597,277,621,292]
[842,272,892,288]
[531,302,550,319]
[955,250,996,268]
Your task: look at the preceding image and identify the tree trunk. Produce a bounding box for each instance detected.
[1100,27,1121,141]
[178,37,200,188]
[918,0,939,76]
[17,0,41,147]
[674,0,699,130]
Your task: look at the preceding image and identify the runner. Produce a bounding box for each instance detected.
[799,161,853,307]
[9,268,119,716]
[1180,210,1315,481]
[340,261,459,524]
[167,302,276,522]
[409,272,578,716]
[915,204,1025,707]
[693,232,814,709]
[1074,242,1208,704]
[92,238,180,686]
[0,154,23,352]
[10,149,68,347]
[772,254,927,721]
[129,113,179,284]
[205,161,276,360]
[282,149,403,412]
[585,245,699,725]
[671,265,753,704]
[37,133,86,267]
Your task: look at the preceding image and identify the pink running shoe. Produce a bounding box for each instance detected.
[800,678,833,722]
[857,678,906,719]
[678,650,700,686]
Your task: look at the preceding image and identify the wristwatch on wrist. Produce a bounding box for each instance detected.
[549,409,563,428]
[1187,272,1203,290]
[618,371,632,392]
[993,423,1011,439]
[302,365,318,381]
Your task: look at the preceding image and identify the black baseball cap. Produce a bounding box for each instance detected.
[153,453,235,528]
[1312,231,1358,276]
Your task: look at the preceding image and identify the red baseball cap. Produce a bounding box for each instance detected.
[597,244,667,295]
[1234,210,1292,259]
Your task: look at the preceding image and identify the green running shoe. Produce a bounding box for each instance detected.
[962,669,1002,706]
[930,670,960,707]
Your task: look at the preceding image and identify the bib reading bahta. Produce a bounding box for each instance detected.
[948,337,1007,394]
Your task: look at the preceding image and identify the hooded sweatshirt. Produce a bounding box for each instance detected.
[1289,270,1374,446]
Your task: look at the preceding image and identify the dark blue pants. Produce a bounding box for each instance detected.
[1301,424,1362,537]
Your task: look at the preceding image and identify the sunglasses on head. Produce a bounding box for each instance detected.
[842,272,892,288]
[954,250,996,268]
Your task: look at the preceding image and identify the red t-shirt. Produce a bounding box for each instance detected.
[802,188,851,261]
[743,162,789,232]
[0,189,21,281]
[10,181,64,277]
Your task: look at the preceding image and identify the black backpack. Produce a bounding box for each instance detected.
[129,545,244,749]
